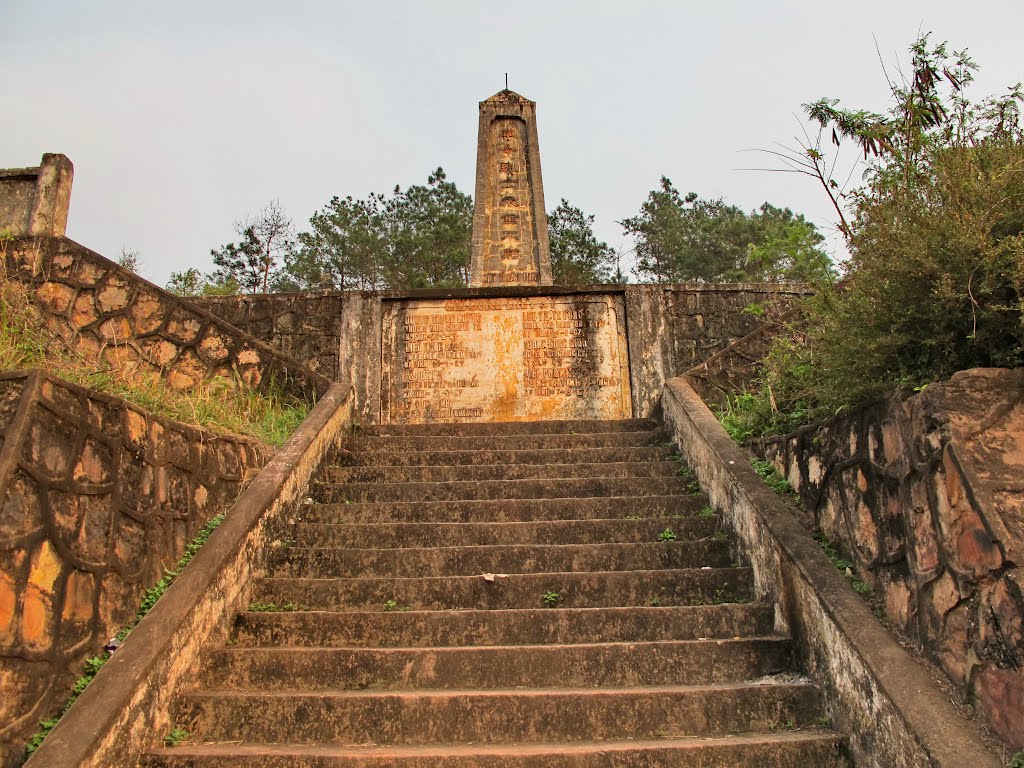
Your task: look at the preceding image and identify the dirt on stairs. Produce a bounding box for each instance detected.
[146,418,849,767]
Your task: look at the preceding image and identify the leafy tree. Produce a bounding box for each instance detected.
[547,199,616,285]
[383,168,473,289]
[282,193,387,291]
[211,200,295,294]
[166,268,239,297]
[281,168,472,291]
[730,34,1024,434]
[621,178,831,283]
[743,205,833,283]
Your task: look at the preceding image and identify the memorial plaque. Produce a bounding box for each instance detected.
[381,295,632,423]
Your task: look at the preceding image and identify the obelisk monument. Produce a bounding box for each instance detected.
[469,90,553,287]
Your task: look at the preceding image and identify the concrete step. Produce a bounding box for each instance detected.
[232,604,777,648]
[297,496,708,524]
[147,415,845,768]
[147,731,848,768]
[313,476,698,504]
[344,430,669,452]
[325,460,687,484]
[269,540,734,579]
[251,567,754,612]
[292,516,721,548]
[334,445,673,467]
[360,418,660,436]
[200,638,792,691]
[176,682,823,745]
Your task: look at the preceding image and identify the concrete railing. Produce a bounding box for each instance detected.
[25,382,352,768]
[661,376,999,768]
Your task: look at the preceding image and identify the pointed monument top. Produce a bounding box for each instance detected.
[482,89,533,105]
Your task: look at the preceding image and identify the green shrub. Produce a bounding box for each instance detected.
[742,36,1024,434]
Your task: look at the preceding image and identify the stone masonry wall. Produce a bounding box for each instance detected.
[753,368,1024,748]
[194,291,344,380]
[4,238,332,403]
[686,307,801,409]
[660,284,804,373]
[0,369,271,766]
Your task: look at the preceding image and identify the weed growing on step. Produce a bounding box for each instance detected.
[383,599,410,612]
[650,597,662,607]
[657,528,677,542]
[710,530,729,542]
[698,505,716,518]
[163,727,190,747]
[813,531,873,596]
[695,586,749,606]
[542,591,560,608]
[1010,751,1024,768]
[685,480,702,495]
[624,514,643,520]
[248,601,303,612]
[23,513,226,757]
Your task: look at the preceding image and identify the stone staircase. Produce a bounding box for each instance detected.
[147,418,848,767]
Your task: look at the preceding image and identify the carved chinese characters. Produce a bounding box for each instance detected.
[482,119,537,284]
[381,295,631,423]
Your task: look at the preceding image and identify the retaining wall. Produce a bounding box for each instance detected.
[754,368,1024,748]
[0,369,271,766]
[22,383,352,768]
[196,282,807,422]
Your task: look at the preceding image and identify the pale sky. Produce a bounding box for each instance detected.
[2,1,1022,286]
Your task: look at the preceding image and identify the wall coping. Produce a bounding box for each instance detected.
[24,381,352,767]
[195,282,813,303]
[662,376,999,768]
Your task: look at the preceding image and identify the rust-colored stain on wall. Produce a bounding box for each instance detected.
[381,295,631,423]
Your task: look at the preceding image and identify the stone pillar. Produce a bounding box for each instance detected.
[27,154,74,237]
[469,90,552,287]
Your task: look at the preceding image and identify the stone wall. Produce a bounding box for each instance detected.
[4,238,332,402]
[0,155,74,239]
[24,384,352,768]
[196,282,808,422]
[0,369,271,766]
[660,284,802,372]
[662,376,999,768]
[194,291,344,380]
[754,368,1024,748]
[685,307,801,408]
